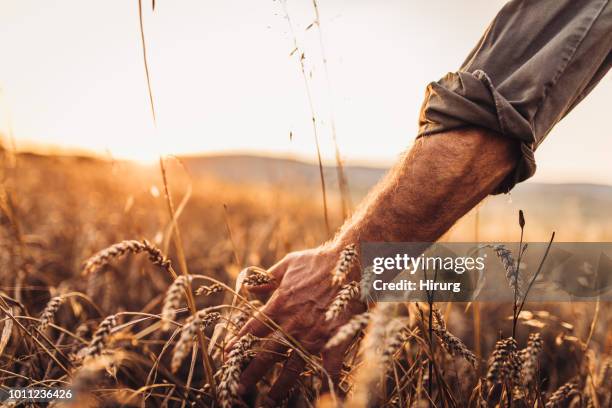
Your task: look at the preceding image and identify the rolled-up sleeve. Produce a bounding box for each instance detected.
[417,0,612,194]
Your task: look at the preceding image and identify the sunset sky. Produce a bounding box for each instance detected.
[0,0,610,184]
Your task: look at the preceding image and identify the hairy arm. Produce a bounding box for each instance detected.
[333,127,518,246]
[235,127,519,406]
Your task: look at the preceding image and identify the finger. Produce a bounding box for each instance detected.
[238,339,288,396]
[263,351,306,407]
[225,296,281,352]
[224,317,270,354]
[243,256,290,295]
[243,281,277,295]
[266,256,290,281]
[320,346,348,395]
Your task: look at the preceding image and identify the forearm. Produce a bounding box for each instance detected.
[332,127,519,247]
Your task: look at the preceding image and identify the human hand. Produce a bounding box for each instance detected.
[229,243,364,406]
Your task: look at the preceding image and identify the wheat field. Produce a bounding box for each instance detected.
[0,151,610,407]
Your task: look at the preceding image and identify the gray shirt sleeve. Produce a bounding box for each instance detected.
[417,0,611,193]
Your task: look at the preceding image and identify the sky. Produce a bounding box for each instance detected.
[0,0,610,184]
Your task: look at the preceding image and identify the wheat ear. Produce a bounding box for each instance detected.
[325,312,370,349]
[486,337,521,387]
[242,271,273,286]
[227,300,263,335]
[332,243,358,286]
[360,265,375,302]
[381,318,411,371]
[432,309,477,367]
[38,295,65,332]
[325,281,360,321]
[520,332,543,385]
[481,244,523,297]
[545,380,578,407]
[195,283,223,296]
[161,275,192,331]
[171,310,221,373]
[349,303,394,407]
[83,315,117,359]
[217,334,256,408]
[82,239,171,275]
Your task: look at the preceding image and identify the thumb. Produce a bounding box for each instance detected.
[321,344,350,396]
[267,254,292,281]
[243,254,291,294]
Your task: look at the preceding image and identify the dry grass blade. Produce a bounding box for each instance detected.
[137,0,156,124]
[310,0,352,219]
[281,0,330,234]
[0,305,15,357]
[159,157,216,392]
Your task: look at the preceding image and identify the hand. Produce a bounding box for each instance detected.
[230,243,364,406]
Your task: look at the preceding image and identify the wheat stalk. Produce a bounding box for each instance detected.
[171,310,221,373]
[332,243,358,286]
[217,334,256,408]
[325,281,360,321]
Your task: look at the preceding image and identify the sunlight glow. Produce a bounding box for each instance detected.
[0,0,610,184]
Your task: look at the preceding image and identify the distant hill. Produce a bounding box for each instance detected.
[179,154,612,238]
[179,154,385,195]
